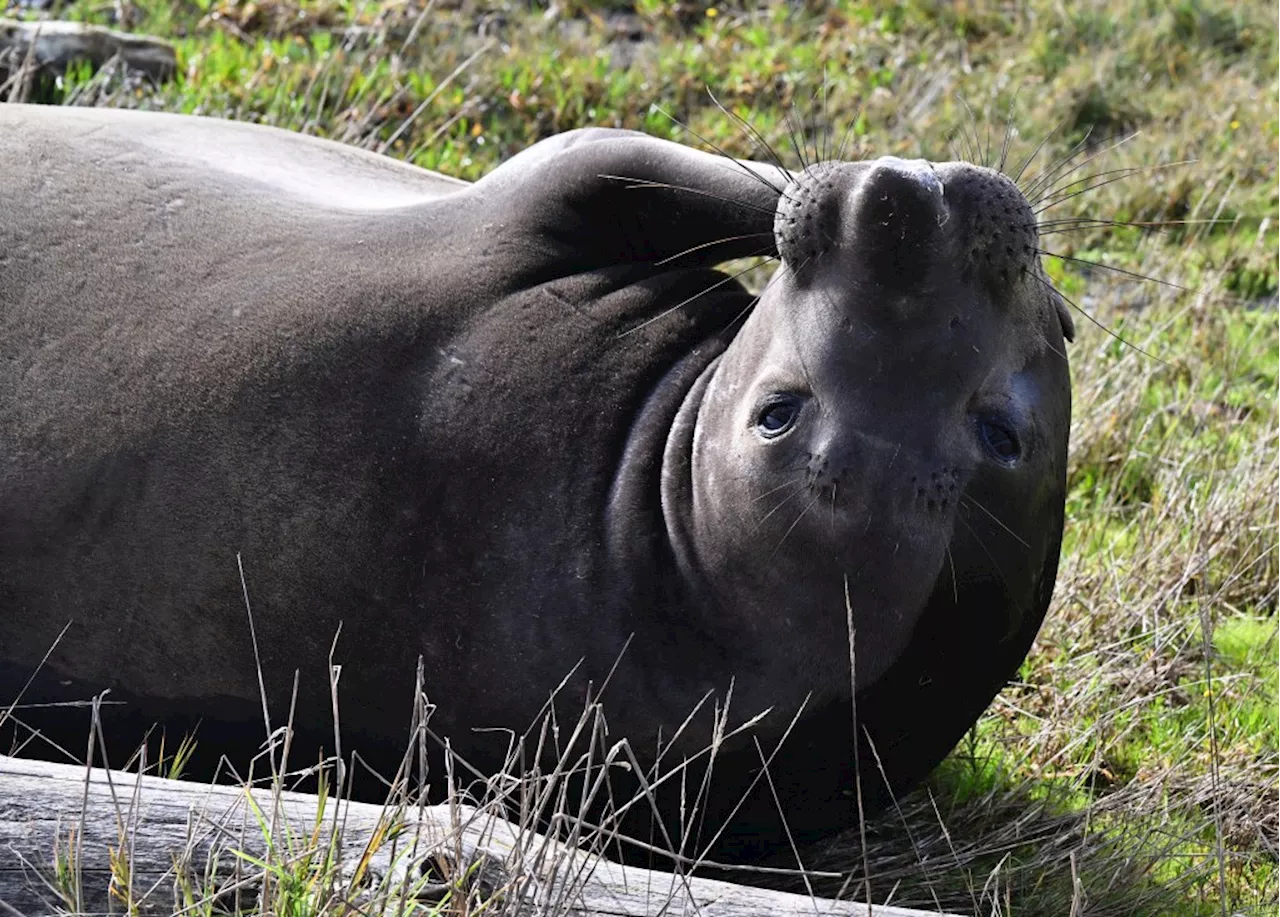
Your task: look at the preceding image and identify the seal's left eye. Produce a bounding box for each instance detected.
[979,417,1021,464]
[756,394,804,439]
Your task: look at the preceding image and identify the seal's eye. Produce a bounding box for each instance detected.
[979,417,1021,465]
[756,394,805,439]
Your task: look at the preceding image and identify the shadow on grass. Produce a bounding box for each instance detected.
[763,752,1277,917]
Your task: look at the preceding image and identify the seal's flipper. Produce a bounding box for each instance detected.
[473,128,787,273]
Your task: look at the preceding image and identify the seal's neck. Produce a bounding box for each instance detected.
[659,356,721,619]
[604,344,724,600]
[602,345,734,697]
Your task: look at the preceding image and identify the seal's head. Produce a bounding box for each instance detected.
[676,156,1072,698]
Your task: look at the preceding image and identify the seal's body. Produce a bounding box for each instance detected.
[0,105,1071,859]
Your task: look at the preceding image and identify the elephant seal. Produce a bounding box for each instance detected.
[0,104,1071,861]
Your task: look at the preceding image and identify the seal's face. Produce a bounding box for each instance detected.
[686,157,1072,693]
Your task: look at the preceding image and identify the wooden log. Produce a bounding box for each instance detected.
[0,754,962,916]
[0,18,177,83]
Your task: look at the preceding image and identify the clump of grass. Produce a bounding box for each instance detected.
[9,668,865,916]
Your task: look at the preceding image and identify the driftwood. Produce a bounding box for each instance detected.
[0,18,177,83]
[0,754,962,917]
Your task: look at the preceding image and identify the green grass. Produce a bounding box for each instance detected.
[3,0,1277,914]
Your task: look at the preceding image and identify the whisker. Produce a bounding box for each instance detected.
[650,101,791,199]
[957,95,987,167]
[834,101,865,163]
[1029,131,1140,203]
[598,174,777,216]
[983,105,993,172]
[724,255,792,329]
[802,81,820,167]
[954,513,1011,607]
[724,256,789,330]
[1035,216,1231,238]
[1036,225,1160,237]
[1036,217,1226,230]
[706,87,792,181]
[785,252,813,282]
[959,493,1030,549]
[830,480,838,538]
[1035,249,1190,291]
[1032,315,1069,361]
[820,64,833,163]
[753,478,806,505]
[725,291,763,330]
[997,87,1021,174]
[1022,267,1166,364]
[654,233,775,267]
[1033,172,1144,213]
[617,257,773,338]
[775,81,810,172]
[1032,150,1150,209]
[1010,117,1066,185]
[944,543,959,604]
[1034,163,1147,207]
[951,117,976,166]
[1033,161,1196,214]
[753,483,806,534]
[949,98,975,164]
[1022,125,1097,200]
[803,74,830,166]
[769,494,822,560]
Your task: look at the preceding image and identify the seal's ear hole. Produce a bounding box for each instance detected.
[978,416,1021,465]
[755,393,807,439]
[1054,295,1076,343]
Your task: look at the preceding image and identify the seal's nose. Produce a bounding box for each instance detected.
[845,158,949,294]
[775,157,951,297]
[856,157,945,216]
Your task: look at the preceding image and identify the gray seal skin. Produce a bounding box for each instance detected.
[0,104,1071,860]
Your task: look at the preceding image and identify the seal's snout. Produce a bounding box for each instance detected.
[775,157,950,294]
[775,157,1046,317]
[775,161,845,269]
[936,163,1040,292]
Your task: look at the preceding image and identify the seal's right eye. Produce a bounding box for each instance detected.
[755,394,805,439]
[978,415,1021,465]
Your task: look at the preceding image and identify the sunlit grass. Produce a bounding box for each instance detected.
[3,0,1276,913]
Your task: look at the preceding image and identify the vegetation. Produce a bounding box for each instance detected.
[2,0,1276,914]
